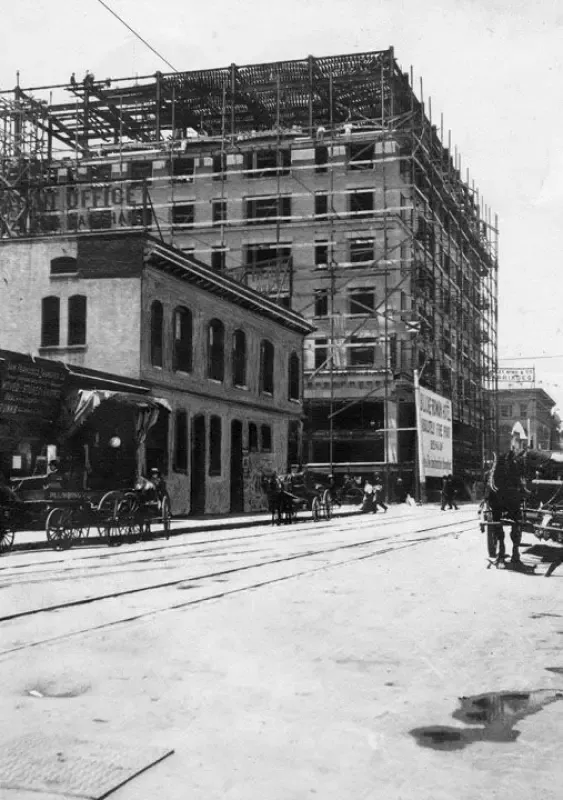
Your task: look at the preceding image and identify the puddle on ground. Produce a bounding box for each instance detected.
[411,690,563,751]
[545,667,563,675]
[530,612,563,619]
[176,583,202,590]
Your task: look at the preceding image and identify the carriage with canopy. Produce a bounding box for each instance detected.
[0,389,172,553]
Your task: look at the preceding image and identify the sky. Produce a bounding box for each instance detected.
[1,0,563,401]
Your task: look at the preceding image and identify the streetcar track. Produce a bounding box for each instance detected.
[0,509,477,575]
[0,527,472,659]
[0,519,474,625]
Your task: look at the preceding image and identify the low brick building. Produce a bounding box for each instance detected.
[497,386,561,452]
[0,231,313,514]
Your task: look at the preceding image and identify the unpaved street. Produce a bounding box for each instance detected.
[1,506,563,800]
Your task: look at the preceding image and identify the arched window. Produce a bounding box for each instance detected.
[50,256,77,275]
[260,339,274,394]
[207,319,225,381]
[232,329,247,387]
[209,415,222,475]
[288,352,300,400]
[68,295,87,346]
[173,307,192,372]
[150,300,163,367]
[261,424,272,452]
[41,296,60,347]
[248,423,258,452]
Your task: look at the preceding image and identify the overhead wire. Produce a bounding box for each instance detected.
[94,0,178,73]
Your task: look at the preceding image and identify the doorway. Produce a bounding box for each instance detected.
[230,419,244,513]
[190,415,206,515]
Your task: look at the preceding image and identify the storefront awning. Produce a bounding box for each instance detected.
[61,389,171,439]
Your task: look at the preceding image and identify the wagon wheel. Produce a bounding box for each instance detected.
[46,507,75,551]
[97,491,124,546]
[312,495,321,522]
[0,517,16,555]
[118,493,142,540]
[322,490,333,520]
[160,496,171,539]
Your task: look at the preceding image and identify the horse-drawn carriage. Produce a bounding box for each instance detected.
[0,469,171,553]
[480,448,563,572]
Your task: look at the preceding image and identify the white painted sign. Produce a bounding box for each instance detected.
[497,367,535,384]
[417,386,453,479]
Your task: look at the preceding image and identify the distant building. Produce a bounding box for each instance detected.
[0,231,313,514]
[497,387,561,452]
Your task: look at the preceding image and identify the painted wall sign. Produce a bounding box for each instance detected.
[416,385,453,479]
[0,356,68,428]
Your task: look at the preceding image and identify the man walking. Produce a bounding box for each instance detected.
[372,474,388,513]
[441,474,458,510]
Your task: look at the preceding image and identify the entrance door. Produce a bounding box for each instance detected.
[230,419,244,513]
[190,415,206,515]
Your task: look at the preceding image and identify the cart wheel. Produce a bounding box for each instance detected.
[322,490,333,520]
[97,491,123,539]
[46,507,74,551]
[0,523,15,555]
[118,493,141,540]
[312,496,321,522]
[161,496,171,539]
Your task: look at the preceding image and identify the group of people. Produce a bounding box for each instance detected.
[360,475,388,514]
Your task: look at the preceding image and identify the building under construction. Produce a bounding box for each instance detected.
[0,47,498,490]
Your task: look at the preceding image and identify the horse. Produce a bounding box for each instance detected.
[485,450,528,564]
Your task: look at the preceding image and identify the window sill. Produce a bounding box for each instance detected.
[233,383,249,391]
[39,344,87,353]
[173,368,193,376]
[50,273,79,280]
[207,377,224,385]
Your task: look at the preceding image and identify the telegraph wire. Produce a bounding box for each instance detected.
[94,0,178,72]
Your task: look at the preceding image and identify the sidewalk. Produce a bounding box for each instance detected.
[9,504,364,554]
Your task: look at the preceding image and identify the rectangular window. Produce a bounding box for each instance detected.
[174,410,188,471]
[172,204,195,226]
[314,339,328,369]
[211,247,226,271]
[349,288,375,315]
[212,152,227,180]
[315,192,329,219]
[315,145,328,173]
[130,207,152,227]
[245,243,292,270]
[145,411,169,475]
[171,157,194,181]
[349,190,374,218]
[245,196,291,224]
[209,416,222,475]
[88,210,112,230]
[314,289,329,318]
[68,295,87,346]
[212,200,226,224]
[500,404,513,418]
[315,241,329,268]
[348,142,375,170]
[245,149,290,178]
[520,404,528,418]
[41,297,60,347]
[349,337,376,367]
[130,161,153,181]
[350,238,374,264]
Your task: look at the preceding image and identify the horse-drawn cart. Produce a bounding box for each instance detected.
[43,487,171,549]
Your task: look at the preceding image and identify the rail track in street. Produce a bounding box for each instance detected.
[0,511,476,659]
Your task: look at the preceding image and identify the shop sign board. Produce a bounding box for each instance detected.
[416,386,453,479]
[0,354,68,431]
[497,367,535,384]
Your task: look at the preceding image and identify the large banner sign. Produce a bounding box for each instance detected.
[417,386,453,479]
[497,367,535,384]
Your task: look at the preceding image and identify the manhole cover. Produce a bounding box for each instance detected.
[0,733,173,798]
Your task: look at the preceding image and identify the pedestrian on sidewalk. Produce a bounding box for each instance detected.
[372,474,388,513]
[440,474,458,510]
[362,476,374,513]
